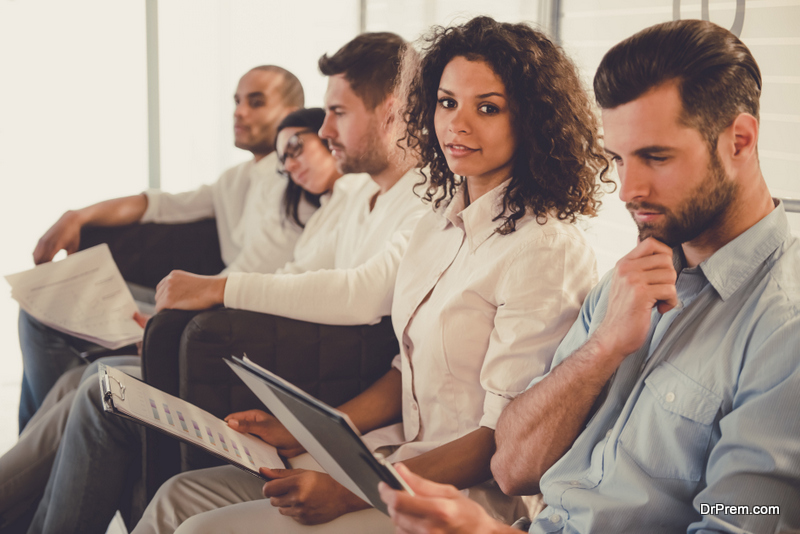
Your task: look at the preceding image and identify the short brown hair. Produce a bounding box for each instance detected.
[318,32,406,109]
[594,19,761,148]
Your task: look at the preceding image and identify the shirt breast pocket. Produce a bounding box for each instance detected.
[617,362,722,481]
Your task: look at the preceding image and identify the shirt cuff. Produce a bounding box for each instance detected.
[223,271,247,309]
[139,189,161,223]
[479,391,513,430]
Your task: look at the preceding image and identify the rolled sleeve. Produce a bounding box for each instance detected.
[479,391,512,430]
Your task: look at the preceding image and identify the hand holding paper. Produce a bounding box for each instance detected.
[225,409,306,458]
[5,244,144,349]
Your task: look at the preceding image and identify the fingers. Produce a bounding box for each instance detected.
[225,409,268,425]
[627,237,673,259]
[260,468,305,498]
[133,312,151,328]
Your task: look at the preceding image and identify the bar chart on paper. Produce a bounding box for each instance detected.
[99,364,284,474]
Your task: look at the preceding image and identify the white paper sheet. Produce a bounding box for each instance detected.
[5,244,143,349]
[100,364,284,473]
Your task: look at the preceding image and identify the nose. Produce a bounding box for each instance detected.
[617,160,650,203]
[318,111,334,141]
[284,155,301,174]
[448,107,471,135]
[234,101,246,121]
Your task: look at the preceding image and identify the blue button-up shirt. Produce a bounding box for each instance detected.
[528,202,800,533]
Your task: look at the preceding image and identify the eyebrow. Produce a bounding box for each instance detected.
[437,87,506,100]
[605,145,675,158]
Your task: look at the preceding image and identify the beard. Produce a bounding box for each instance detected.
[627,152,737,248]
[332,116,390,176]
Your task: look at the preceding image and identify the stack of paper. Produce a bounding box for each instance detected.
[5,244,144,349]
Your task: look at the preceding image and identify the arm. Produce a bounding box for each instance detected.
[154,226,410,323]
[33,194,148,264]
[380,464,519,534]
[492,238,678,495]
[402,427,495,489]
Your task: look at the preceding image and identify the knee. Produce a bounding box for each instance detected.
[72,375,105,417]
[143,474,200,533]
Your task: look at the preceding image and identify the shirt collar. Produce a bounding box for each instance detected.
[441,179,511,252]
[692,199,791,301]
[253,151,278,175]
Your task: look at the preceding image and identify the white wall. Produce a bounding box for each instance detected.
[156,0,360,193]
[0,0,149,453]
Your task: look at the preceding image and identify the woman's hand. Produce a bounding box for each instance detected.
[154,270,227,312]
[225,409,305,458]
[260,467,370,525]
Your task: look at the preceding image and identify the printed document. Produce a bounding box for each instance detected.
[5,244,144,349]
[100,364,284,475]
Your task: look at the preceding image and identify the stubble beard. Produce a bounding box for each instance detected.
[629,152,737,248]
[336,117,390,176]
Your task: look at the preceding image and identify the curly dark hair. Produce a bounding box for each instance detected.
[401,16,611,233]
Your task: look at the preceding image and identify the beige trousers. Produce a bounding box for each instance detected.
[132,454,394,534]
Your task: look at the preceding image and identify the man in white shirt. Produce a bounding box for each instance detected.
[151,32,425,325]
[17,65,304,432]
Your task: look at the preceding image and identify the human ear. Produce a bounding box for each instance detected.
[730,113,759,159]
[380,96,397,129]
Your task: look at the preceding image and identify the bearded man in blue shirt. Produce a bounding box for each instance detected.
[378,18,800,534]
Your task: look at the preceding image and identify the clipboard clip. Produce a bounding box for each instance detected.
[102,372,126,402]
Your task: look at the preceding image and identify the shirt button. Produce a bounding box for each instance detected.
[411,403,418,411]
[569,481,581,486]
[550,514,562,523]
[605,428,612,438]
[665,392,676,403]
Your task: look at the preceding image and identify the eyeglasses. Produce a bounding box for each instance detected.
[277,130,312,172]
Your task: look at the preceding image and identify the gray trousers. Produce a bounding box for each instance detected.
[0,356,140,533]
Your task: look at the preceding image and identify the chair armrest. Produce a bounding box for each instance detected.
[79,219,225,289]
[139,308,398,495]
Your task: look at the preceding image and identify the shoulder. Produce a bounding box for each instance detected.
[213,159,258,190]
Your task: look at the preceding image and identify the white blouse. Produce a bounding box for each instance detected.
[140,153,314,275]
[363,180,597,467]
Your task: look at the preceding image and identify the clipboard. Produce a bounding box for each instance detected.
[99,363,286,480]
[225,356,414,515]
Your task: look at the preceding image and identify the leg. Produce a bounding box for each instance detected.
[133,459,393,534]
[0,379,77,529]
[17,309,97,431]
[27,375,144,534]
